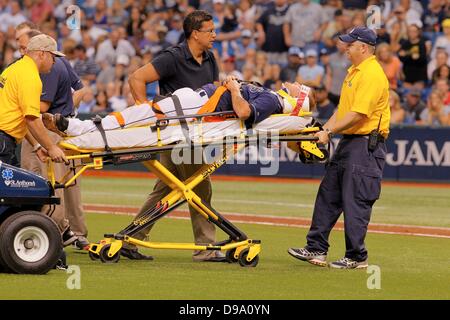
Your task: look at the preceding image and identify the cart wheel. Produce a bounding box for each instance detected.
[0,244,12,273]
[0,253,11,273]
[99,244,120,263]
[226,249,238,263]
[88,251,100,261]
[0,211,61,274]
[238,248,259,267]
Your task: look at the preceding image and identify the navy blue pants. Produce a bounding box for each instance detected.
[0,131,19,167]
[306,136,386,261]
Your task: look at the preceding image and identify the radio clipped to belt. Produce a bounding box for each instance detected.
[368,114,383,152]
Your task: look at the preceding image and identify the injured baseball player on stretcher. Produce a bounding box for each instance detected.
[42,79,314,149]
[42,80,315,138]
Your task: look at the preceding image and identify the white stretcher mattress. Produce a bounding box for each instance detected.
[62,115,314,150]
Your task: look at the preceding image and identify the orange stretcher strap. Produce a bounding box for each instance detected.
[196,86,228,114]
[111,112,125,128]
[152,102,166,119]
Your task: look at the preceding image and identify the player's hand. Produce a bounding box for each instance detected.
[224,75,239,83]
[282,82,301,97]
[48,145,68,164]
[224,77,241,93]
[314,130,330,145]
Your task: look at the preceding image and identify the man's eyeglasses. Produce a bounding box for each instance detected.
[197,29,216,35]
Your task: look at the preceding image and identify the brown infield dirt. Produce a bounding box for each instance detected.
[84,170,450,238]
[84,203,450,239]
[85,170,450,189]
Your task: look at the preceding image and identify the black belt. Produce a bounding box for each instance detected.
[0,130,15,141]
[342,134,385,143]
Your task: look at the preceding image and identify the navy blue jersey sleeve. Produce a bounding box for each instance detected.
[151,51,177,80]
[62,57,83,91]
[40,68,59,103]
[247,92,280,125]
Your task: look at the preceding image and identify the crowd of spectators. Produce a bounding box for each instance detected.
[0,0,449,126]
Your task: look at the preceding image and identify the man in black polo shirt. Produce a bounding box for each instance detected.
[256,0,290,66]
[17,27,89,249]
[126,10,223,262]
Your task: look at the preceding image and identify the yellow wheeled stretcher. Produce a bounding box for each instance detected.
[47,111,328,267]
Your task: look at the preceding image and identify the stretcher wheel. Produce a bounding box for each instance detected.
[88,251,100,261]
[226,249,238,263]
[318,147,329,162]
[99,244,120,263]
[238,248,259,268]
[299,147,329,164]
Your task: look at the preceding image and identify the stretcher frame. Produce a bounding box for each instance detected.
[47,111,325,267]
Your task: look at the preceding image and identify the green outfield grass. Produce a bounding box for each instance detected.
[0,213,449,300]
[1,176,449,300]
[80,176,450,227]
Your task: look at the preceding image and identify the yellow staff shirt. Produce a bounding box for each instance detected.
[0,55,42,142]
[337,55,391,138]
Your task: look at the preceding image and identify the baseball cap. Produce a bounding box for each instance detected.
[305,49,318,57]
[213,0,225,4]
[288,46,304,58]
[74,44,86,52]
[442,18,450,28]
[241,29,252,38]
[407,88,421,97]
[319,48,329,56]
[223,56,235,63]
[338,26,377,46]
[407,19,423,29]
[172,14,182,22]
[27,34,65,57]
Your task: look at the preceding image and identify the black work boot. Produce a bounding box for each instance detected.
[62,228,78,247]
[120,248,154,260]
